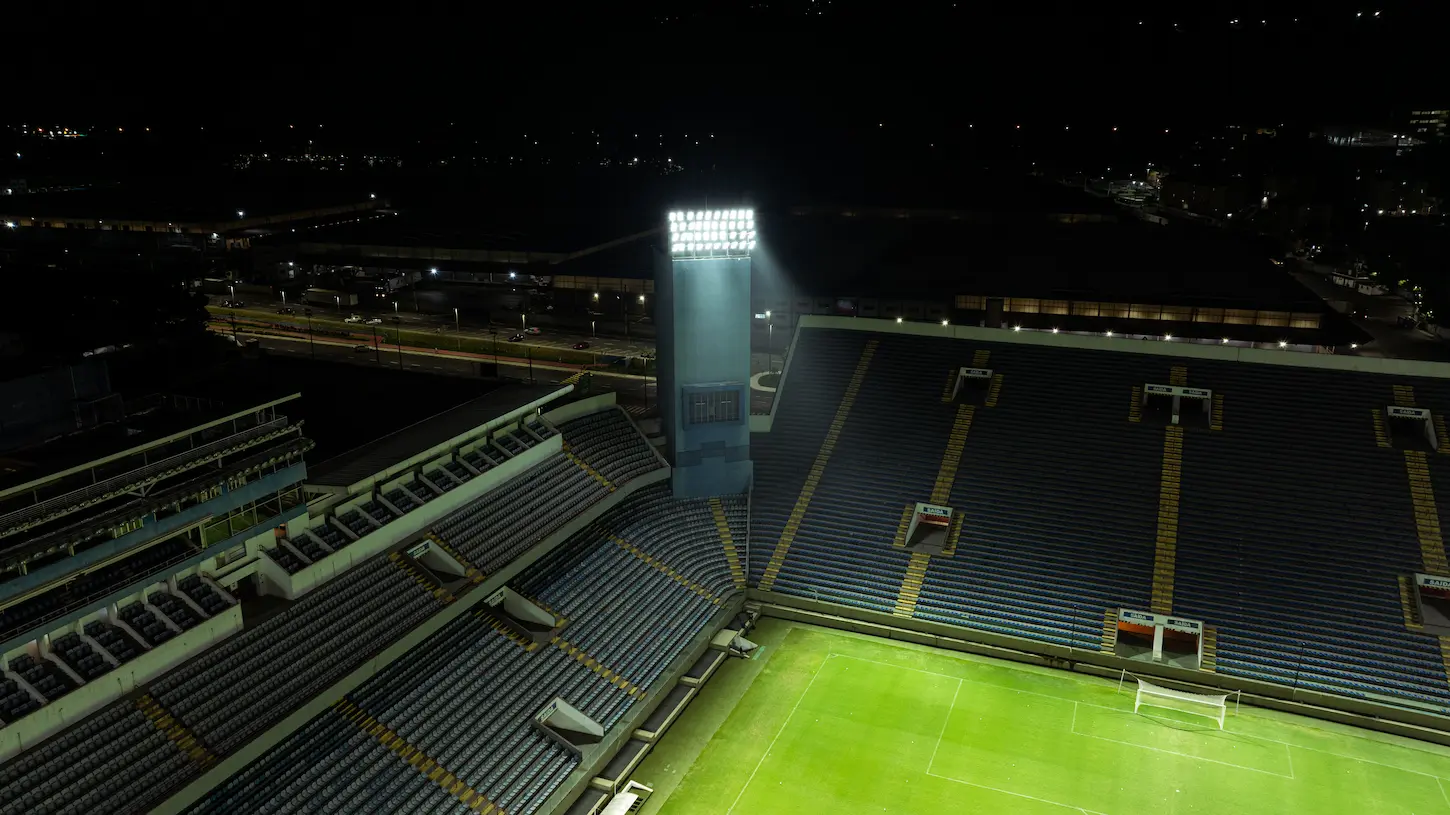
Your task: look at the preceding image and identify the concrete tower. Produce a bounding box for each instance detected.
[655,208,756,498]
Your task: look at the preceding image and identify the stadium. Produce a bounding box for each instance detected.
[2,208,1450,815]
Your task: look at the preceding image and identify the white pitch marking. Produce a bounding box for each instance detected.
[924,678,963,775]
[1068,702,1292,778]
[831,653,1450,782]
[725,651,830,815]
[925,771,1109,814]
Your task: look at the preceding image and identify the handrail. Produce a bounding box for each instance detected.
[0,417,292,539]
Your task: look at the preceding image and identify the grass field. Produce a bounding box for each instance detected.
[640,622,1450,815]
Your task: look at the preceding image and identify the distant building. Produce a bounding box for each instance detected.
[1408,109,1449,141]
[1160,175,1254,219]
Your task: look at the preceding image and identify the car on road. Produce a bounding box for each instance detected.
[344,314,363,323]
[353,344,371,353]
[222,299,245,308]
[572,341,590,350]
[365,317,383,325]
[508,333,524,342]
[524,327,542,335]
[276,307,295,315]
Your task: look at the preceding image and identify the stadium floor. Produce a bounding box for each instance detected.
[637,621,1450,815]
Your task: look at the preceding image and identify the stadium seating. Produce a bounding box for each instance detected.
[6,655,73,703]
[751,326,1450,708]
[148,591,201,630]
[190,483,733,815]
[0,406,670,812]
[0,676,39,723]
[0,538,193,642]
[338,509,372,538]
[49,632,112,681]
[384,487,420,514]
[84,620,143,665]
[287,533,328,565]
[178,576,234,618]
[433,454,611,574]
[118,602,174,647]
[147,558,442,755]
[1167,358,1450,708]
[0,701,197,815]
[557,410,661,485]
[264,545,305,575]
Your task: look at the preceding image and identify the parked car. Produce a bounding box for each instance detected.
[524,327,542,335]
[365,317,383,325]
[353,344,371,353]
[572,341,590,350]
[508,333,524,342]
[276,307,295,315]
[344,314,363,323]
[222,299,245,308]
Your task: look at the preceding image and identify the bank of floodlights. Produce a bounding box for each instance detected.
[667,208,756,259]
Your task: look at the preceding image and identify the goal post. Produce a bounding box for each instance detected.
[1133,678,1232,729]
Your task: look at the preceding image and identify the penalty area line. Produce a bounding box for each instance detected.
[924,770,1108,815]
[724,650,831,815]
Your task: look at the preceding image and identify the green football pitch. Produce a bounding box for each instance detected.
[637,621,1450,815]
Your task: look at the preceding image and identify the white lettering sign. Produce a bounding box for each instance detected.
[1120,609,1158,625]
[1388,406,1430,419]
[1417,574,1450,591]
[407,541,430,559]
[960,367,993,379]
[1181,388,1211,399]
[1165,617,1202,634]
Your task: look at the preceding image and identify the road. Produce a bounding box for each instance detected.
[1289,263,1450,362]
[209,296,655,360]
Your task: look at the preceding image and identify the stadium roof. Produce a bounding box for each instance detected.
[306,383,569,489]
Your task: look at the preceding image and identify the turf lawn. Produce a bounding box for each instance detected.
[637,621,1450,815]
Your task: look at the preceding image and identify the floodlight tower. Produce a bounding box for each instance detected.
[656,208,757,498]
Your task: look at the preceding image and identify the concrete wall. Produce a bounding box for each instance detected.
[0,603,242,763]
[750,590,1450,744]
[659,253,753,498]
[543,392,618,426]
[152,464,672,815]
[284,436,562,598]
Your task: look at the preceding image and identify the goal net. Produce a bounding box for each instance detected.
[1133,679,1231,729]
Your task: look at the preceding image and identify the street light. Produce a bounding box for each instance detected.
[591,320,596,338]
[521,313,527,330]
[766,310,775,373]
[334,294,341,314]
[454,307,461,350]
[393,300,399,314]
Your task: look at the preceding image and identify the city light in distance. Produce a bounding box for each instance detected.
[668,208,756,258]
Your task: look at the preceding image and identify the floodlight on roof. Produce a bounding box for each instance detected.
[667,208,756,259]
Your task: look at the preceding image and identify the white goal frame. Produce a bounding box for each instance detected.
[1120,673,1238,729]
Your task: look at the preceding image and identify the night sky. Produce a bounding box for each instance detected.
[7,2,1440,133]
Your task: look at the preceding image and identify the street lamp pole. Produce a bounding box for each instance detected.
[372,323,380,364]
[305,308,315,358]
[766,309,774,373]
[454,307,461,351]
[393,317,403,369]
[334,294,340,314]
